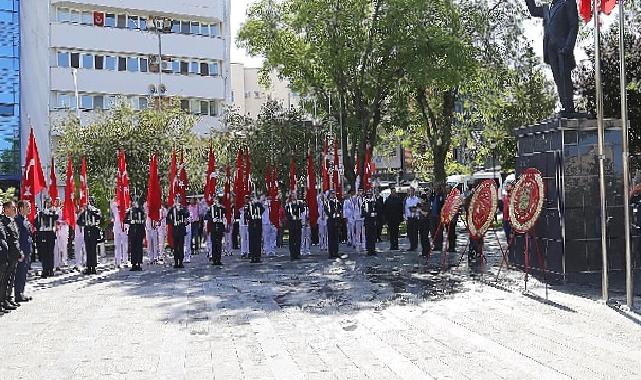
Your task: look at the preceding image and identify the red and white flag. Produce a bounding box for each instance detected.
[233,148,245,211]
[147,153,161,222]
[306,151,319,227]
[204,147,217,205]
[63,155,76,228]
[49,157,59,201]
[116,149,130,223]
[79,157,88,207]
[178,152,188,206]
[168,149,178,207]
[20,128,46,221]
[321,139,329,193]
[363,143,373,191]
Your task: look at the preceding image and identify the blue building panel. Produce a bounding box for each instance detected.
[0,0,20,186]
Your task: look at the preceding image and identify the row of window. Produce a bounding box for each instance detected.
[53,92,220,116]
[55,7,222,38]
[56,51,220,77]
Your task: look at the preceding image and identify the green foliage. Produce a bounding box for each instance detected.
[0,187,16,204]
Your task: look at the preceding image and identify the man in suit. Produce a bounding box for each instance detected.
[525,0,578,115]
[15,201,33,302]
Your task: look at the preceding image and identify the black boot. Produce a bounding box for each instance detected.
[1,301,17,311]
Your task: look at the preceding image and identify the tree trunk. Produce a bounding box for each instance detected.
[432,144,447,186]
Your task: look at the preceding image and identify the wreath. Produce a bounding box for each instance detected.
[508,168,545,233]
[467,180,498,239]
[441,187,462,225]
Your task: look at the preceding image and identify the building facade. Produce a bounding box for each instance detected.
[0,0,21,188]
[21,0,231,169]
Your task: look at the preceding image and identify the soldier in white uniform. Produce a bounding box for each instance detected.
[239,196,250,257]
[352,189,365,251]
[261,196,276,256]
[343,192,354,247]
[404,187,420,251]
[110,197,128,268]
[144,201,159,264]
[317,192,328,250]
[53,197,68,269]
[158,204,168,260]
[301,196,311,255]
[74,207,86,271]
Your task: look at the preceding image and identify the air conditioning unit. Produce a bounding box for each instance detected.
[148,84,157,94]
[161,61,172,72]
[159,84,167,95]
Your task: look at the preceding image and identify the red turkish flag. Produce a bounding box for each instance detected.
[204,148,217,206]
[233,148,245,212]
[116,149,130,223]
[49,157,59,201]
[79,157,88,207]
[94,12,105,26]
[147,153,161,222]
[601,0,616,15]
[63,155,76,228]
[224,165,232,225]
[354,157,361,191]
[333,140,343,200]
[20,128,46,221]
[269,166,280,227]
[306,152,319,227]
[168,149,177,207]
[178,152,188,206]
[579,0,592,22]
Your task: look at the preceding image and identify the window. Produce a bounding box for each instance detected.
[200,62,209,76]
[105,56,116,71]
[57,52,70,68]
[127,15,138,29]
[139,17,147,31]
[210,23,220,36]
[118,57,127,71]
[190,21,200,35]
[82,53,93,69]
[94,55,104,70]
[70,53,80,68]
[139,57,148,72]
[57,8,70,23]
[127,57,139,72]
[180,61,189,75]
[172,60,180,74]
[200,101,208,115]
[200,24,210,36]
[57,93,70,109]
[190,100,200,115]
[0,103,14,116]
[208,63,218,77]
[105,13,116,27]
[94,95,104,110]
[104,96,116,109]
[171,20,180,33]
[209,101,218,116]
[139,97,148,109]
[129,96,139,110]
[80,95,93,110]
[189,62,199,75]
[70,9,80,24]
[117,14,126,28]
[180,20,190,34]
[180,99,189,112]
[81,11,92,25]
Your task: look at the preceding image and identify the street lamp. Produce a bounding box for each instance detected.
[148,16,172,109]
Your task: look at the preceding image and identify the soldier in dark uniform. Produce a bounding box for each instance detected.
[205,196,227,265]
[324,190,343,259]
[124,196,146,271]
[286,192,303,260]
[375,189,385,242]
[77,196,102,275]
[362,189,378,256]
[35,198,59,278]
[417,193,432,257]
[430,185,446,251]
[1,201,22,312]
[166,195,190,268]
[0,214,9,313]
[15,201,33,302]
[245,195,265,263]
[384,186,403,250]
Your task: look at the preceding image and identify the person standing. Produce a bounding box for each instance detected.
[0,215,10,313]
[352,189,365,251]
[342,192,354,247]
[54,197,69,269]
[144,201,159,264]
[301,194,311,256]
[76,197,102,275]
[286,192,303,260]
[324,190,343,259]
[35,198,59,278]
[245,195,265,263]
[205,196,227,265]
[417,194,432,257]
[404,187,420,251]
[158,203,168,260]
[73,205,86,271]
[166,196,190,269]
[261,196,275,256]
[1,201,23,312]
[362,189,378,256]
[375,189,385,242]
[384,186,403,250]
[14,201,33,303]
[110,196,127,268]
[317,192,328,251]
[125,197,146,271]
[239,196,250,258]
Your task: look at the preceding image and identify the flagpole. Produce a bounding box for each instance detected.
[618,0,633,310]
[593,0,609,303]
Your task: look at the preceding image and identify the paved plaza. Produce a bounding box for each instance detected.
[1,234,641,380]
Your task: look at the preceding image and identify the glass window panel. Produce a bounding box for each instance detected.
[82,53,93,69]
[81,11,92,25]
[94,95,104,110]
[180,20,190,34]
[209,63,218,77]
[189,62,199,74]
[190,21,200,35]
[139,97,148,109]
[172,60,180,73]
[57,8,70,23]
[171,20,180,33]
[139,57,148,72]
[70,53,80,68]
[200,24,210,36]
[210,23,219,36]
[180,99,189,112]
[127,15,138,29]
[70,9,80,23]
[105,13,115,27]
[105,56,116,71]
[200,62,209,76]
[139,17,147,31]
[57,51,70,68]
[180,61,189,75]
[94,55,104,70]
[104,96,116,109]
[200,101,208,115]
[118,57,127,71]
[127,57,139,72]
[57,93,70,108]
[0,103,14,116]
[209,101,217,116]
[190,100,200,114]
[117,14,127,28]
[81,95,93,110]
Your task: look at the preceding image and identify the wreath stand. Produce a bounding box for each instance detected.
[507,229,547,297]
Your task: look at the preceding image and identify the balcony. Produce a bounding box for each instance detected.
[51,67,226,99]
[51,23,226,60]
[50,0,227,22]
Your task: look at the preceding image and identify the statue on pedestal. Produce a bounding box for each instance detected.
[525,0,579,116]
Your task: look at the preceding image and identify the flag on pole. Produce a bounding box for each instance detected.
[289,156,296,192]
[224,165,232,225]
[147,153,161,222]
[363,143,373,191]
[63,155,76,229]
[116,149,130,224]
[579,0,592,22]
[601,0,616,15]
[333,140,343,200]
[234,148,245,211]
[168,149,177,207]
[79,157,88,207]
[204,147,217,205]
[306,151,319,227]
[178,152,188,206]
[354,157,361,191]
[21,128,46,221]
[244,149,252,196]
[322,139,329,193]
[49,157,59,201]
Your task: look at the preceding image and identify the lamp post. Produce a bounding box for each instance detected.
[149,16,171,110]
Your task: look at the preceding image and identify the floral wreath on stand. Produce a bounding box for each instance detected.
[508,168,545,234]
[441,187,462,225]
[467,180,498,239]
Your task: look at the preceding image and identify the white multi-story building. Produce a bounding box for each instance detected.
[231,62,300,119]
[21,0,231,163]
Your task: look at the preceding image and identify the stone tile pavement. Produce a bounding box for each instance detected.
[1,233,641,379]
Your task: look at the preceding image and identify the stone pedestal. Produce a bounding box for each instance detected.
[510,118,636,277]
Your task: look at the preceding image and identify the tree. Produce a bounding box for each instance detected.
[0,187,16,204]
